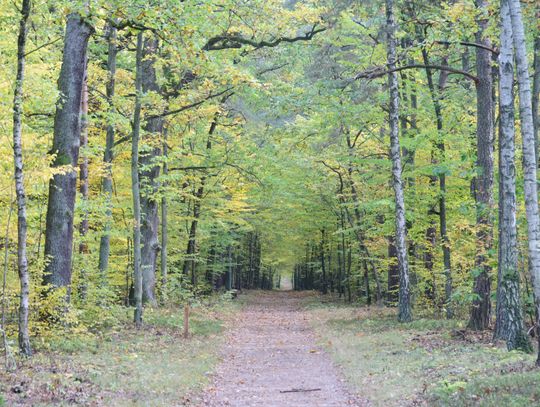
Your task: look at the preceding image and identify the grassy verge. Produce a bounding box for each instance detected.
[307,299,540,406]
[0,298,236,406]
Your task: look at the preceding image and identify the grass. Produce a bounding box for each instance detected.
[0,299,237,406]
[307,299,540,406]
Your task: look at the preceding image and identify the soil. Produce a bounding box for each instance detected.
[198,290,367,406]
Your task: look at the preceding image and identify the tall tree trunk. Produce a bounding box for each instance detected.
[160,128,168,302]
[386,0,412,322]
[98,23,117,282]
[533,42,540,165]
[43,13,92,291]
[139,35,162,306]
[387,237,399,304]
[507,0,540,364]
[320,229,328,294]
[12,0,32,356]
[344,134,383,305]
[337,218,344,297]
[78,71,89,300]
[363,259,372,305]
[493,1,531,351]
[182,119,218,283]
[469,0,495,330]
[532,4,539,164]
[420,48,452,317]
[132,32,144,327]
[182,185,204,284]
[226,245,232,291]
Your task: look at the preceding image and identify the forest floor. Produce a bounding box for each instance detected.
[3,291,540,406]
[307,296,540,406]
[0,299,236,406]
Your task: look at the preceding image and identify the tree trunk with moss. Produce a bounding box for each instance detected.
[43,13,92,291]
[140,35,163,306]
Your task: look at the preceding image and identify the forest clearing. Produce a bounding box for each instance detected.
[1,0,540,405]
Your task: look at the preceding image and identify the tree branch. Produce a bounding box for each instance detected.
[146,88,234,120]
[203,25,326,51]
[434,40,499,55]
[24,37,62,57]
[354,64,478,83]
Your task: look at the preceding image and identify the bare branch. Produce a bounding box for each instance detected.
[434,40,499,55]
[203,25,326,51]
[354,64,478,83]
[146,88,234,120]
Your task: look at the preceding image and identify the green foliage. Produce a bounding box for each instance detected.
[1,0,540,400]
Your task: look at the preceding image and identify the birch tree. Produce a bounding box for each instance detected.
[507,0,540,362]
[493,0,531,352]
[386,0,411,322]
[12,0,32,356]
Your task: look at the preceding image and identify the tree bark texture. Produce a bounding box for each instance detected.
[386,0,412,322]
[493,0,531,352]
[132,32,144,326]
[139,35,163,306]
[469,0,495,330]
[507,0,540,362]
[43,13,92,290]
[12,0,32,356]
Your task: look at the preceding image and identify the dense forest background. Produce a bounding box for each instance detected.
[1,0,540,377]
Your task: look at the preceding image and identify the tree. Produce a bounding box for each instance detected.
[140,34,163,306]
[132,31,144,326]
[43,12,92,291]
[493,0,531,351]
[507,0,540,364]
[78,70,89,299]
[386,0,412,322]
[97,23,118,282]
[469,0,495,331]
[12,0,32,356]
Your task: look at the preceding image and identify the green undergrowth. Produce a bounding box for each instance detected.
[307,300,538,406]
[1,297,237,406]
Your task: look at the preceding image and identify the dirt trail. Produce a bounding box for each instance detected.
[200,291,365,406]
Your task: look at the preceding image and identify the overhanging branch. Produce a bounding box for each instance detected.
[146,88,234,120]
[203,25,326,51]
[354,64,478,83]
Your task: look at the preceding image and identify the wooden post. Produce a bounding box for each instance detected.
[183,303,190,338]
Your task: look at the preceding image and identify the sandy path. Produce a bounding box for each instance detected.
[199,291,365,406]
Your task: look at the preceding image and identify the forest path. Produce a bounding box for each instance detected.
[198,290,364,406]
